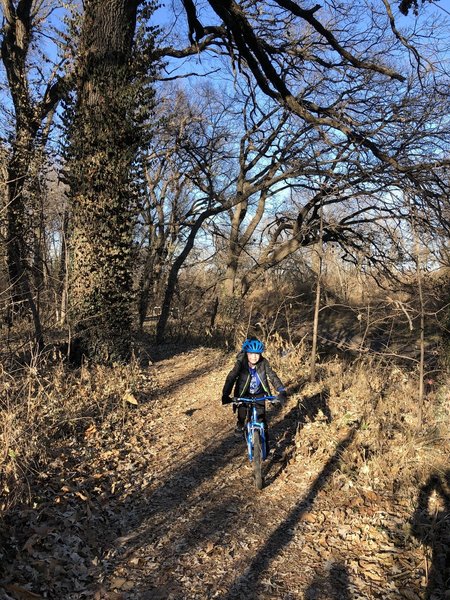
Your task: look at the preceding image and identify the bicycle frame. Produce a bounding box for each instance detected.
[233,396,276,462]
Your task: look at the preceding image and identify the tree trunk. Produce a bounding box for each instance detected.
[67,0,140,363]
[156,221,204,343]
[6,130,33,303]
[58,209,70,325]
[444,309,450,371]
[223,257,239,297]
[411,205,425,426]
[5,131,43,347]
[137,244,169,330]
[1,0,66,346]
[310,201,324,383]
[222,192,248,298]
[156,208,221,343]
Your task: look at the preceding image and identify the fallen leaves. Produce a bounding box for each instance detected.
[0,348,442,600]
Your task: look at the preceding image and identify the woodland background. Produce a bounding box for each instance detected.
[0,1,449,598]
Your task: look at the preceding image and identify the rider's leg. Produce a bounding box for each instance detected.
[234,405,246,434]
[256,404,269,453]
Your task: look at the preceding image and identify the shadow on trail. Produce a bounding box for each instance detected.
[304,562,353,600]
[265,387,332,485]
[148,359,222,401]
[298,388,332,428]
[0,403,243,598]
[0,364,340,598]
[217,424,360,600]
[411,471,450,599]
[123,425,242,517]
[264,403,298,485]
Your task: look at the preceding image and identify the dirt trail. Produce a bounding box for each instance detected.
[87,347,425,600]
[1,347,430,600]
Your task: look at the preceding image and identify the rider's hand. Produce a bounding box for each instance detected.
[275,390,287,406]
[222,394,232,405]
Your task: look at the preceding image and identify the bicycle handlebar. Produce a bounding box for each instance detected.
[232,395,277,404]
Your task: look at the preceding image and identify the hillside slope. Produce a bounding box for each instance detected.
[0,346,447,600]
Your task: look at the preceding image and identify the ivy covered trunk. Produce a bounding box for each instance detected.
[67,0,140,363]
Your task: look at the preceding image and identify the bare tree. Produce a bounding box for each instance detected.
[182,1,450,219]
[135,85,237,341]
[0,0,70,344]
[2,0,446,362]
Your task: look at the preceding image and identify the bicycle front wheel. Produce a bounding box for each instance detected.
[253,430,263,490]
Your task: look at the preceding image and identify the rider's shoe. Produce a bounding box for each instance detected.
[234,422,244,437]
[270,448,284,462]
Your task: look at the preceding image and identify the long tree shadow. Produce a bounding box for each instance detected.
[117,388,331,591]
[129,495,250,597]
[217,424,360,600]
[411,471,450,599]
[304,562,353,600]
[8,428,245,592]
[118,416,359,599]
[298,388,332,428]
[100,423,245,546]
[263,403,298,485]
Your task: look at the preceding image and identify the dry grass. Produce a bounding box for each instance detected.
[0,332,448,599]
[0,330,448,516]
[0,350,156,509]
[267,333,450,498]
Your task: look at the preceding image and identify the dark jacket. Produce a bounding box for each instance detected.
[222,352,284,398]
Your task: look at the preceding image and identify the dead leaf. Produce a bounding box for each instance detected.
[110,577,127,589]
[363,569,383,582]
[23,534,38,554]
[5,584,44,599]
[121,581,134,591]
[75,491,89,501]
[84,423,97,438]
[363,490,379,503]
[400,591,421,600]
[301,513,316,523]
[205,541,215,554]
[123,392,138,405]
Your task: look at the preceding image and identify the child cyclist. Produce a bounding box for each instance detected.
[221,338,287,450]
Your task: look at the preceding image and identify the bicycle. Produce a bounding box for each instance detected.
[232,395,277,490]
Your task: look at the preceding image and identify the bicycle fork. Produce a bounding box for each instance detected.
[246,407,268,462]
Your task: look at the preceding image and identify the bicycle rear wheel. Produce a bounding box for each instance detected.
[253,430,263,490]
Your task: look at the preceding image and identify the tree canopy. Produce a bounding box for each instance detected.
[0,0,449,361]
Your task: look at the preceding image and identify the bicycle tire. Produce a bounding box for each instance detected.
[253,430,263,490]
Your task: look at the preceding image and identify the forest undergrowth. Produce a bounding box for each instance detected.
[0,320,449,599]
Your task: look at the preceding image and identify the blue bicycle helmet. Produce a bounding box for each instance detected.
[242,338,265,354]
